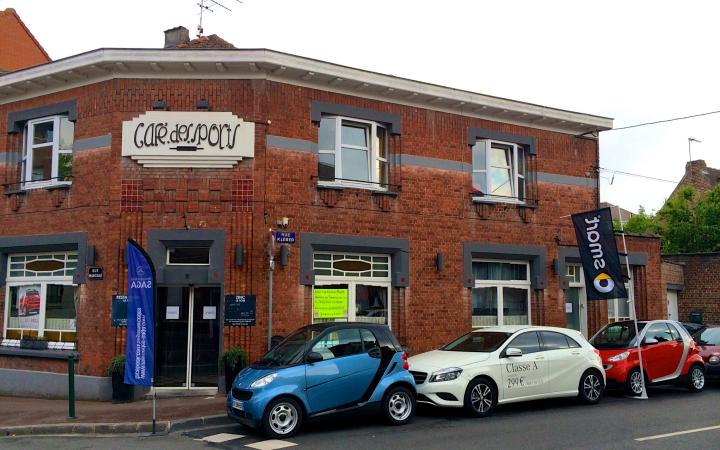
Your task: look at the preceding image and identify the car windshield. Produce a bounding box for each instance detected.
[695,327,720,346]
[253,326,325,367]
[440,331,512,352]
[591,322,647,349]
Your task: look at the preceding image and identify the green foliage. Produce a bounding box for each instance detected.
[107,355,125,376]
[621,206,662,235]
[219,347,248,369]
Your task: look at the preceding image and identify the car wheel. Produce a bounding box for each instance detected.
[625,367,645,396]
[382,385,415,425]
[463,377,497,417]
[578,369,604,404]
[261,397,303,439]
[687,364,705,393]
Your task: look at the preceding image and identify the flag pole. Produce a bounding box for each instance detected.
[617,206,648,399]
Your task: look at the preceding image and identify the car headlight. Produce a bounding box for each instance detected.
[607,351,629,362]
[429,367,463,383]
[709,355,720,365]
[250,373,278,388]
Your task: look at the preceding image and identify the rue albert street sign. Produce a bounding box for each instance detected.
[121,111,255,168]
[225,295,256,326]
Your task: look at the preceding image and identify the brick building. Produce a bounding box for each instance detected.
[0,28,665,399]
[0,8,51,73]
[662,254,719,324]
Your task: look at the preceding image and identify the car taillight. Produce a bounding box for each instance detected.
[402,352,409,370]
[593,349,601,357]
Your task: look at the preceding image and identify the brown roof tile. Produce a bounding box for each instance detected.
[170,34,236,49]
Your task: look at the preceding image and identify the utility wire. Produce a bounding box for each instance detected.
[597,167,678,184]
[606,109,720,132]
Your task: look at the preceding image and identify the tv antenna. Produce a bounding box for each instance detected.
[197,0,242,37]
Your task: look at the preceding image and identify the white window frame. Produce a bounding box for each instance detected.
[608,273,634,323]
[566,264,588,336]
[472,139,525,204]
[313,252,392,327]
[22,116,73,189]
[3,253,78,348]
[166,247,211,266]
[318,116,388,190]
[472,259,531,327]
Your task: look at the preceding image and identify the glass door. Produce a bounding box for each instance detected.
[190,287,220,387]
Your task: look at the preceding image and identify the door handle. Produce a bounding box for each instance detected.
[571,351,581,356]
[533,356,545,361]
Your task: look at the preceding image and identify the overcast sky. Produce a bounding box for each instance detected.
[6,0,720,214]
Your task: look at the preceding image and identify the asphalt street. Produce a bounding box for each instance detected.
[3,384,719,450]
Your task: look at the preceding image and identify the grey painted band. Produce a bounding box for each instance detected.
[148,229,225,285]
[390,154,471,172]
[0,232,88,285]
[467,127,537,155]
[266,135,318,153]
[556,247,647,290]
[300,233,410,287]
[0,368,110,401]
[666,283,684,291]
[73,134,112,152]
[7,100,77,133]
[311,101,401,135]
[537,173,597,188]
[0,151,20,165]
[463,243,547,289]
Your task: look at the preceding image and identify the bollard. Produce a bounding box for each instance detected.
[68,354,76,419]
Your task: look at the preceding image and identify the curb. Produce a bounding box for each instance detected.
[0,414,232,437]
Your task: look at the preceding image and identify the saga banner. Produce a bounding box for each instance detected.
[124,240,155,386]
[571,207,628,301]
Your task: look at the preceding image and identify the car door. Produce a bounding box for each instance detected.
[500,331,548,401]
[641,322,676,380]
[305,327,380,413]
[539,331,586,395]
[664,323,687,377]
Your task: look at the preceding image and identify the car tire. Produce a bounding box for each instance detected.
[625,367,646,397]
[463,377,497,417]
[261,396,303,439]
[382,385,415,426]
[687,364,705,393]
[578,369,604,404]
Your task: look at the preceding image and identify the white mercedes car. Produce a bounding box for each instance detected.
[408,326,605,417]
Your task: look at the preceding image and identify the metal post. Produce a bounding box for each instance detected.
[617,205,648,399]
[152,388,156,434]
[268,229,275,350]
[67,354,76,419]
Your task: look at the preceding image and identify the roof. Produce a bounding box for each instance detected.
[0,8,51,71]
[0,48,613,135]
[170,34,235,49]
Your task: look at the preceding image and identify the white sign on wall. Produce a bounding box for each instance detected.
[121,111,255,168]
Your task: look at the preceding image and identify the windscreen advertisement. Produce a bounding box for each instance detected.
[571,207,628,301]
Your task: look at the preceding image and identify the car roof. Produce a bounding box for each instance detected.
[296,322,389,332]
[470,325,581,334]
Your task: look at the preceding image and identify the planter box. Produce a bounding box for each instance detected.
[19,339,48,350]
[111,371,133,403]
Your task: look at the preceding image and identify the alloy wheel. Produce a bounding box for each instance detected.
[629,370,643,395]
[470,383,493,413]
[268,402,298,435]
[583,373,601,401]
[388,391,412,422]
[691,367,705,390]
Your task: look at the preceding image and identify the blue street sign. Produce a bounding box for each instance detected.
[274,231,296,244]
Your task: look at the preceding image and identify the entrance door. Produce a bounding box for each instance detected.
[565,265,588,336]
[667,290,679,321]
[156,286,220,388]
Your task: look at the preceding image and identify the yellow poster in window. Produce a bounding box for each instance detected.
[313,289,348,319]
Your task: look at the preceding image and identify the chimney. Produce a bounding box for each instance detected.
[164,26,190,48]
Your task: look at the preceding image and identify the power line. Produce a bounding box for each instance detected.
[597,167,678,184]
[606,109,720,132]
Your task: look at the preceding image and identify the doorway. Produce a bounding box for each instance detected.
[565,264,588,336]
[155,286,220,389]
[667,290,679,321]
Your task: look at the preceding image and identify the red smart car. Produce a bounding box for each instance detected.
[19,289,41,316]
[590,320,705,395]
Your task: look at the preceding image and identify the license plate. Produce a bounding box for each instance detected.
[232,399,244,411]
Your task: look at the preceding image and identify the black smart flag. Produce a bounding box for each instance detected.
[571,207,628,301]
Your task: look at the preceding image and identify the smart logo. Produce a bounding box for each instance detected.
[593,273,615,293]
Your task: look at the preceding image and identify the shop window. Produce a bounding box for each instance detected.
[318,116,388,189]
[3,253,78,349]
[472,260,530,327]
[608,267,633,323]
[472,139,525,203]
[167,247,210,265]
[22,116,74,188]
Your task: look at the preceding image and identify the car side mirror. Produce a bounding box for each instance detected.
[306,352,323,364]
[643,337,659,346]
[505,347,523,357]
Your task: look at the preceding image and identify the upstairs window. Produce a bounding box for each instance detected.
[22,116,74,187]
[318,116,388,188]
[472,139,525,202]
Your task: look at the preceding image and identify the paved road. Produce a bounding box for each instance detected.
[3,384,719,449]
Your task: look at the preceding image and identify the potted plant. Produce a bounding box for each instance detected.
[220,347,248,393]
[19,335,48,350]
[107,355,132,403]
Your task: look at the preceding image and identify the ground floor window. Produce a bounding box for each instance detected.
[471,260,530,326]
[312,252,391,325]
[3,253,78,349]
[608,266,634,323]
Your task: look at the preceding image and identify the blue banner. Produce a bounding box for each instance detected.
[124,240,155,386]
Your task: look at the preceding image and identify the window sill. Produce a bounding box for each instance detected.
[317,180,390,193]
[0,345,79,360]
[3,182,72,195]
[472,195,527,206]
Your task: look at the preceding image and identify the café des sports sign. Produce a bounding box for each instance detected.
[121,111,255,168]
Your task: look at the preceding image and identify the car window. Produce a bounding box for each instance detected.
[696,328,720,346]
[667,323,683,342]
[506,331,541,355]
[591,321,646,349]
[644,323,673,344]
[540,331,570,350]
[311,328,364,360]
[441,331,513,352]
[566,335,581,348]
[361,328,380,351]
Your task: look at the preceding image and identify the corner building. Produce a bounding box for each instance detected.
[0,45,664,399]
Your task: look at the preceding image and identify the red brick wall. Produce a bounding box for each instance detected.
[663,254,720,323]
[0,77,663,377]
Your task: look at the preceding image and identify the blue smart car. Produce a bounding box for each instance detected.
[227,322,416,438]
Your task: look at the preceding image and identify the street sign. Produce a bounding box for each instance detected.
[225,295,256,326]
[88,267,104,280]
[111,295,128,327]
[274,231,296,244]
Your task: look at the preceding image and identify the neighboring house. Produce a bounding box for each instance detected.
[0,26,664,399]
[599,201,635,223]
[669,159,720,198]
[0,8,51,72]
[662,254,718,325]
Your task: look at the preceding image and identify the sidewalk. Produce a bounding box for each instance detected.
[0,394,232,436]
